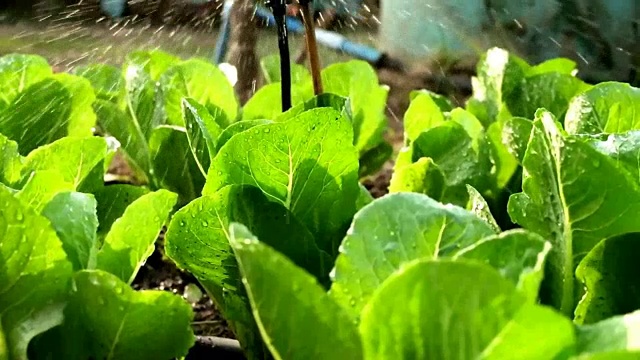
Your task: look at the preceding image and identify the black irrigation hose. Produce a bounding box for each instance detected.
[267,0,292,111]
[186,336,246,360]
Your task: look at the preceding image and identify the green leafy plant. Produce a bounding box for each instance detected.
[0,134,194,359]
[4,45,640,360]
[162,47,640,359]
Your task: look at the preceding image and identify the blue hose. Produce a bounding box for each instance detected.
[214,2,383,65]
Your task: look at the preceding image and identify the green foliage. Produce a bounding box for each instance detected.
[4,46,640,359]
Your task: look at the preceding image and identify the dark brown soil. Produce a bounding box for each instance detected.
[131,231,235,339]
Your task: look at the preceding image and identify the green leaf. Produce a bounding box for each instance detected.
[93,184,150,238]
[412,121,492,204]
[0,54,53,108]
[565,82,640,135]
[576,310,640,357]
[149,125,205,205]
[0,79,72,155]
[182,98,223,176]
[96,189,177,284]
[505,72,590,119]
[52,73,97,138]
[242,83,309,121]
[356,183,374,210]
[122,55,157,139]
[468,47,529,125]
[403,91,447,142]
[330,192,496,317]
[507,110,640,315]
[124,49,180,81]
[0,187,73,360]
[93,99,150,182]
[575,233,640,324]
[68,270,194,360]
[42,192,99,271]
[18,138,99,188]
[466,184,501,232]
[260,54,311,85]
[21,136,108,189]
[0,134,22,185]
[165,185,328,359]
[167,184,329,286]
[204,108,360,256]
[73,63,125,103]
[388,157,447,200]
[526,58,577,76]
[16,170,74,213]
[502,116,534,164]
[358,141,392,178]
[275,93,350,123]
[454,229,551,301]
[486,120,519,188]
[229,223,363,360]
[409,89,454,111]
[215,119,273,152]
[158,58,238,127]
[322,60,389,154]
[359,259,574,360]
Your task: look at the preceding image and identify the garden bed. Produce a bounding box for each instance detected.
[2,33,640,360]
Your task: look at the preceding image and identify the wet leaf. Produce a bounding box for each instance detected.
[42,192,99,271]
[322,60,388,154]
[158,58,238,127]
[204,108,360,257]
[16,170,74,213]
[149,125,205,205]
[96,189,177,284]
[505,72,590,119]
[0,134,22,185]
[565,82,640,135]
[165,185,329,360]
[67,270,194,360]
[403,91,447,142]
[359,260,574,360]
[215,119,273,152]
[0,79,72,155]
[575,233,640,324]
[507,110,640,315]
[466,184,500,233]
[0,54,53,108]
[93,99,150,182]
[575,310,640,357]
[92,184,150,239]
[229,224,362,360]
[454,229,551,301]
[0,187,73,360]
[182,98,223,176]
[73,63,125,104]
[21,136,108,189]
[330,192,496,317]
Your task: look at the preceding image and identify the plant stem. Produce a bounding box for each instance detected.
[298,0,323,95]
[268,0,292,111]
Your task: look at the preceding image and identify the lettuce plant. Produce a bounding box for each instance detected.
[161,47,640,359]
[3,45,640,360]
[0,134,194,359]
